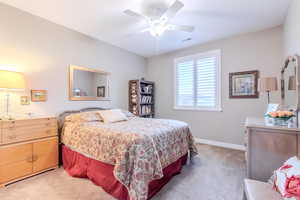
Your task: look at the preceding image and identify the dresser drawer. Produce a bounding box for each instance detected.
[0,143,32,166]
[2,118,57,145]
[0,161,32,184]
[0,143,33,184]
[2,118,57,129]
[33,137,58,173]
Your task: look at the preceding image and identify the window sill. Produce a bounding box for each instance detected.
[173,106,223,112]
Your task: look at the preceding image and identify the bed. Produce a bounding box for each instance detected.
[59,108,197,200]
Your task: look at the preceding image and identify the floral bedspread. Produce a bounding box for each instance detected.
[61,117,197,200]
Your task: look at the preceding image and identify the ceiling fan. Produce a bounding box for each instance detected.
[124,0,195,37]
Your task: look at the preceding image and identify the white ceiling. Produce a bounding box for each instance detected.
[0,0,291,58]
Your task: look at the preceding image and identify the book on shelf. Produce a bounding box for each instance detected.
[140,105,152,115]
[140,96,152,104]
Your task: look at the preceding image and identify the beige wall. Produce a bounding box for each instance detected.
[284,0,300,56]
[0,3,146,117]
[0,2,288,146]
[146,27,283,145]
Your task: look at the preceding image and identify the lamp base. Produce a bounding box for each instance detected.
[267,91,270,104]
[2,92,15,120]
[0,115,14,120]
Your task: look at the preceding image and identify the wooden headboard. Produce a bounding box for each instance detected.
[57,107,107,133]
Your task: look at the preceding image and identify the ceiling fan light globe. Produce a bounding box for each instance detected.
[150,23,167,37]
[150,29,158,37]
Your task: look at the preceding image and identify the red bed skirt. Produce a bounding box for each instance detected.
[62,145,187,200]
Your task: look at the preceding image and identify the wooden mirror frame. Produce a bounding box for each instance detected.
[69,65,111,101]
[281,55,300,126]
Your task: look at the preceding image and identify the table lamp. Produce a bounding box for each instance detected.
[0,70,25,119]
[258,77,278,104]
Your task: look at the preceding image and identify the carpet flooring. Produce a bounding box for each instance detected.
[0,144,246,200]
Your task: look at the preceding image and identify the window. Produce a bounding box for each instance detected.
[174,50,221,111]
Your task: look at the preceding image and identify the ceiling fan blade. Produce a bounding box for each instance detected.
[124,9,148,21]
[160,0,184,21]
[140,28,150,33]
[168,24,195,32]
[125,27,150,38]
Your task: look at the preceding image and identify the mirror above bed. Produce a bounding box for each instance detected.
[69,65,111,101]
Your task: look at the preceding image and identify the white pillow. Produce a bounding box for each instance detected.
[65,111,102,122]
[98,109,128,123]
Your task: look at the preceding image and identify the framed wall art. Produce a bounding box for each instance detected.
[229,70,259,98]
[20,96,30,105]
[31,90,47,102]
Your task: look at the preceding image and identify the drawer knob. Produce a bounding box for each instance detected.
[26,156,33,163]
[33,155,38,162]
[8,135,17,140]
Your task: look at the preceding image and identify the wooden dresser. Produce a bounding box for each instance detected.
[0,117,58,187]
[245,117,300,182]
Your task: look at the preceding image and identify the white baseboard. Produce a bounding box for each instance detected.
[194,138,246,151]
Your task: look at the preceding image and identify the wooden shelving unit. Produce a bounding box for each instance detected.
[129,79,155,118]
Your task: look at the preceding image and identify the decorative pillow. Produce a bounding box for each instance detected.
[65,111,102,122]
[272,156,300,200]
[98,109,128,123]
[121,110,136,118]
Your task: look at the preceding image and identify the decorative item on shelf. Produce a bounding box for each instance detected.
[0,70,26,120]
[20,96,30,105]
[229,70,259,98]
[143,85,153,94]
[31,90,47,102]
[266,111,295,126]
[258,77,278,104]
[97,86,105,97]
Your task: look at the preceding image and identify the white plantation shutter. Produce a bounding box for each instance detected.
[176,60,194,106]
[175,50,221,111]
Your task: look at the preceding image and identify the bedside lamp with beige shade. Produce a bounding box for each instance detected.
[259,77,278,104]
[0,70,26,119]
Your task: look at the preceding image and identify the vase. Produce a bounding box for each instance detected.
[272,117,291,126]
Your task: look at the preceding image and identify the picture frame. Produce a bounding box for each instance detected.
[31,90,47,102]
[229,70,259,98]
[97,86,105,97]
[20,96,30,105]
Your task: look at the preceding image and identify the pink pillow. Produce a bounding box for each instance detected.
[272,156,300,199]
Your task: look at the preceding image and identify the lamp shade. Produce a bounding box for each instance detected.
[258,77,278,92]
[0,70,25,89]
